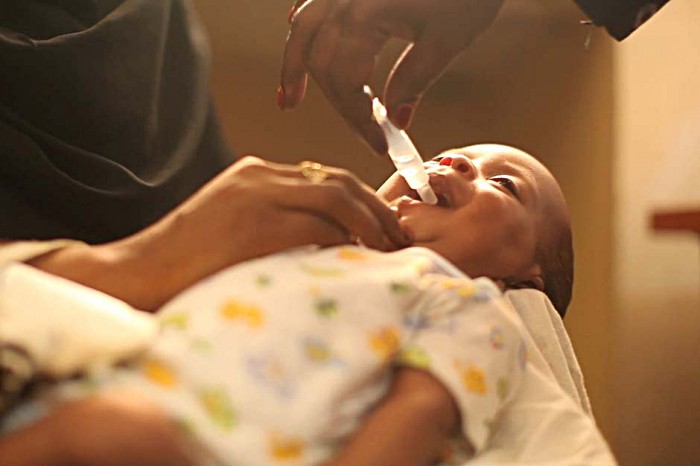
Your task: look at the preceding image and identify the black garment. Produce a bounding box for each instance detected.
[0,0,234,243]
[574,0,671,40]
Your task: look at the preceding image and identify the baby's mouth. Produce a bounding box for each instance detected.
[406,186,451,207]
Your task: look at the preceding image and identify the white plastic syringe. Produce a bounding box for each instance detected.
[372,98,438,205]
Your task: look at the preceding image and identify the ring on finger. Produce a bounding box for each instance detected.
[299,161,330,184]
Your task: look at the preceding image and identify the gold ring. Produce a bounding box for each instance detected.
[299,161,329,184]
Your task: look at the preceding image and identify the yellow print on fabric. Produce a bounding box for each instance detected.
[454,361,488,395]
[142,359,178,387]
[220,299,265,328]
[268,433,307,461]
[336,247,370,262]
[440,278,476,299]
[369,326,401,362]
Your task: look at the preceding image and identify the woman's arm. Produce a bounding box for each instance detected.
[24,156,409,311]
[325,368,460,466]
[0,393,197,466]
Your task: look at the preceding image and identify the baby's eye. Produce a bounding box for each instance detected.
[490,176,519,198]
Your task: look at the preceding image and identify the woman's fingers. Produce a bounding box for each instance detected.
[281,0,335,109]
[280,0,506,153]
[307,2,390,154]
[315,27,389,154]
[320,168,408,248]
[383,36,464,130]
[262,161,409,249]
[288,0,309,23]
[276,181,381,247]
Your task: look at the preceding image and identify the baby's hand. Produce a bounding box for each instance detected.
[326,367,460,466]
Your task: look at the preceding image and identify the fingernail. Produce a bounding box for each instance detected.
[288,6,297,24]
[277,86,286,110]
[439,156,453,166]
[394,104,414,130]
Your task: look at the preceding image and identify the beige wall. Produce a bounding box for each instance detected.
[195,0,698,464]
[612,2,700,465]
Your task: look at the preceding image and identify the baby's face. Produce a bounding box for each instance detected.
[378,144,568,284]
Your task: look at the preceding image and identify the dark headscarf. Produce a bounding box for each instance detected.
[0,0,234,243]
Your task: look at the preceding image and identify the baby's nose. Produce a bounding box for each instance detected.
[439,155,475,177]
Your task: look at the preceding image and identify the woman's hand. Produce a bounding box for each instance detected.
[280,0,505,154]
[30,156,409,311]
[0,393,198,466]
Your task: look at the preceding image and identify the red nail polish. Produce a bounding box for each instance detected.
[395,104,414,129]
[439,156,453,166]
[277,86,286,110]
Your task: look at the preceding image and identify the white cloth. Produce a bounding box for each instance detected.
[0,239,82,269]
[0,263,158,378]
[462,290,616,465]
[505,290,592,415]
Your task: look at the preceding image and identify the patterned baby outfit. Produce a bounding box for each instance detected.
[30,246,528,465]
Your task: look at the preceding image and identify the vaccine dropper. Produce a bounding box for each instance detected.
[372,98,438,205]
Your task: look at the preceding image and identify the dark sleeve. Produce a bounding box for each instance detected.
[0,1,235,243]
[573,0,671,40]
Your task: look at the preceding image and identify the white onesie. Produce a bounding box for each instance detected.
[6,246,529,465]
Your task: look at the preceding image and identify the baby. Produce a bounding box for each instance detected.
[1,144,613,465]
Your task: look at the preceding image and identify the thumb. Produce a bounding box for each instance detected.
[383,34,464,130]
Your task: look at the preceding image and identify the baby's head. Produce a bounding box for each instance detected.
[377,144,574,316]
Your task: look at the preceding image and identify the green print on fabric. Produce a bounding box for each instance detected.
[298,262,346,278]
[197,387,237,431]
[191,337,213,354]
[175,417,198,436]
[497,377,509,401]
[160,312,190,330]
[256,274,272,288]
[398,346,432,369]
[315,298,339,317]
[390,281,415,294]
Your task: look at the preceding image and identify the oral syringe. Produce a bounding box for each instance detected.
[372,98,438,205]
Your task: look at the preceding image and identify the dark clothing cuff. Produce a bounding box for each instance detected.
[573,0,671,40]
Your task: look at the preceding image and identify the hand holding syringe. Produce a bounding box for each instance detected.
[371,97,438,205]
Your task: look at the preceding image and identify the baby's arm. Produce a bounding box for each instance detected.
[325,367,459,466]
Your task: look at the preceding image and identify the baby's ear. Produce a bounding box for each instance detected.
[508,278,544,292]
[525,276,545,292]
[509,265,544,292]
